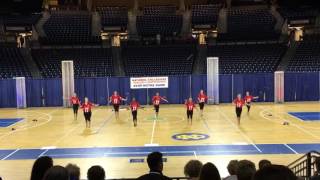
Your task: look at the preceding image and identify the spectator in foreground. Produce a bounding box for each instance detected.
[30,156,53,180]
[253,164,296,180]
[184,160,203,180]
[224,160,238,180]
[87,165,105,180]
[137,152,170,180]
[258,159,271,169]
[236,160,256,180]
[311,157,320,180]
[42,165,69,180]
[66,163,80,180]
[199,162,221,180]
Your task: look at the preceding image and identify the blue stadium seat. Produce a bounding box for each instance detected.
[0,48,31,79]
[286,36,320,72]
[31,48,114,78]
[205,43,286,74]
[124,45,195,76]
[42,11,100,45]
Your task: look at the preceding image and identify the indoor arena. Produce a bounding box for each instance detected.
[0,0,319,180]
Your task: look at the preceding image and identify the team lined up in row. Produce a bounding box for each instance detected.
[70,90,258,127]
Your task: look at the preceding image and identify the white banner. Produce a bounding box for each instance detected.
[130,77,169,89]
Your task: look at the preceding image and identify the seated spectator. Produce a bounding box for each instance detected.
[30,156,53,180]
[199,162,221,180]
[137,152,170,180]
[66,163,80,180]
[237,160,256,180]
[87,165,105,180]
[42,165,69,180]
[253,164,296,180]
[224,160,238,180]
[259,159,271,169]
[311,157,320,180]
[184,160,203,180]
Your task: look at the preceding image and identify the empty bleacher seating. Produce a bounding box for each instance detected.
[286,36,320,72]
[124,45,195,76]
[92,0,134,10]
[0,47,31,79]
[31,48,114,78]
[205,43,286,74]
[0,14,42,26]
[278,8,318,23]
[97,6,128,30]
[218,8,279,41]
[136,5,182,36]
[42,11,100,45]
[191,4,221,28]
[138,0,180,7]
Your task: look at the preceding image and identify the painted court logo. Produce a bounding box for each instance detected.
[172,133,209,141]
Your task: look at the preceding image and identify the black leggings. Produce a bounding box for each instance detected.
[246,102,251,112]
[154,105,159,113]
[84,112,92,121]
[132,111,137,121]
[236,107,242,118]
[73,104,79,114]
[199,102,205,110]
[187,110,193,119]
[113,104,120,112]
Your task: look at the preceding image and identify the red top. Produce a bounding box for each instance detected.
[70,96,80,105]
[244,95,254,103]
[130,101,140,111]
[152,96,163,105]
[233,98,245,108]
[110,95,123,105]
[185,101,196,111]
[81,102,94,112]
[198,93,208,103]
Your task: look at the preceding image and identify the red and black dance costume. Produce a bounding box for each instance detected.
[197,93,208,110]
[110,95,124,112]
[244,95,254,112]
[152,96,164,113]
[185,101,196,120]
[233,98,245,118]
[70,96,80,115]
[81,102,94,122]
[130,100,140,125]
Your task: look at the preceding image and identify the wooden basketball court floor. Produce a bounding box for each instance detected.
[0,102,320,180]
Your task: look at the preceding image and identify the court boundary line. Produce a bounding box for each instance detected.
[0,109,58,141]
[284,144,298,154]
[1,149,20,160]
[258,106,320,140]
[38,149,49,157]
[215,106,262,153]
[53,108,103,146]
[150,119,157,144]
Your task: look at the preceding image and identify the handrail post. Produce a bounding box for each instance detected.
[307,152,312,178]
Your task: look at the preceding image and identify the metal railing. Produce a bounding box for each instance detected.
[288,151,320,180]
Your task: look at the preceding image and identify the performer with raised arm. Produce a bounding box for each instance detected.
[152,92,168,119]
[109,91,127,120]
[244,91,259,114]
[81,97,98,128]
